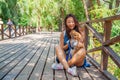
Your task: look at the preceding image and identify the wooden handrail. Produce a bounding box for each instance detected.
[0,24,36,40]
[85,23,103,43]
[83,14,120,79]
[87,46,102,53]
[80,14,120,24]
[103,35,120,46]
[103,46,120,67]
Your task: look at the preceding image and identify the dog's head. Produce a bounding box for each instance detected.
[70,30,81,41]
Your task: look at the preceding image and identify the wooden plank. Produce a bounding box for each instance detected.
[0,36,36,57]
[0,43,23,57]
[54,39,67,80]
[78,68,92,80]
[0,37,37,63]
[14,39,48,80]
[0,33,37,51]
[85,65,109,80]
[41,38,55,80]
[16,38,49,80]
[0,40,40,79]
[0,43,26,63]
[28,38,50,80]
[0,45,15,52]
[0,43,17,51]
[86,55,117,80]
[28,39,48,80]
[0,43,29,69]
[2,38,46,80]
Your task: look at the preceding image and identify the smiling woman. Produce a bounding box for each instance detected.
[51,14,90,76]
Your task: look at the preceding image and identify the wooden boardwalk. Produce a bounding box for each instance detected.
[0,32,109,80]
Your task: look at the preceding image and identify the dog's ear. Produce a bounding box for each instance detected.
[70,30,74,38]
[74,31,81,40]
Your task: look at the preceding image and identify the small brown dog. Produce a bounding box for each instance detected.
[68,29,86,67]
[70,30,81,42]
[69,30,83,55]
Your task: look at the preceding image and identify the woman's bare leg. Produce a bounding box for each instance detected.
[55,45,69,70]
[68,48,86,67]
[55,45,78,76]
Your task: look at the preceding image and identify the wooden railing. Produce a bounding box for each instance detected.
[82,14,120,80]
[0,24,36,40]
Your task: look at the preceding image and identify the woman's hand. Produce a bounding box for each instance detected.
[75,41,84,50]
[63,44,68,50]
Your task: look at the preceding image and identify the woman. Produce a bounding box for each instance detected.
[52,14,87,76]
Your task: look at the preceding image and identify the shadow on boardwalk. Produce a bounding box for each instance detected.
[0,32,109,80]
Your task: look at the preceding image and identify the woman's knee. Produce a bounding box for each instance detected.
[55,45,61,53]
[77,48,86,55]
[55,45,61,51]
[68,48,86,66]
[55,45,65,56]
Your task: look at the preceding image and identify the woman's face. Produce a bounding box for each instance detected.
[66,17,75,30]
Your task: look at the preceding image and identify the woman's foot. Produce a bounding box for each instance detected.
[51,63,63,70]
[67,66,77,76]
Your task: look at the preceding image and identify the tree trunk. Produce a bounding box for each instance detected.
[86,0,93,8]
[115,0,120,8]
[37,15,41,32]
[82,0,91,21]
[58,0,65,31]
[103,0,113,9]
[97,0,101,6]
[109,0,114,9]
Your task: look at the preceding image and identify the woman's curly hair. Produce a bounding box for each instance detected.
[64,14,80,39]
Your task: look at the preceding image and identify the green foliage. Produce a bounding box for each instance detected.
[111,21,120,37]
[108,57,120,79]
[114,68,120,79]
[92,22,103,33]
[0,0,21,25]
[18,14,30,26]
[0,0,86,30]
[89,4,117,19]
[0,1,10,22]
[71,0,86,21]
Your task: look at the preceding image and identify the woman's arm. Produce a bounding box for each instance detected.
[76,27,85,48]
[76,41,84,49]
[60,32,68,50]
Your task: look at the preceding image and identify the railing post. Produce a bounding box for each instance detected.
[84,23,89,51]
[23,26,24,35]
[27,26,30,33]
[8,25,11,38]
[101,20,112,70]
[0,18,4,40]
[19,26,21,36]
[15,25,17,37]
[26,26,27,34]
